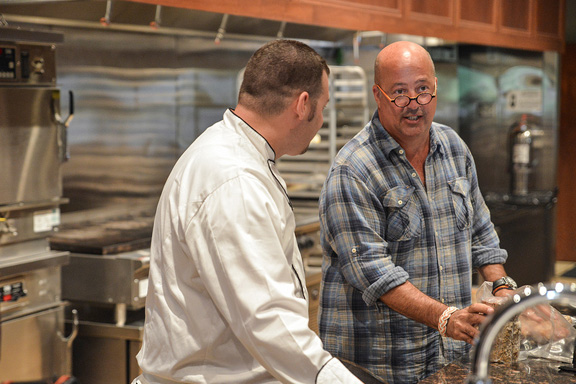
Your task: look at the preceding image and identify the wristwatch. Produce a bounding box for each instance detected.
[492,276,517,294]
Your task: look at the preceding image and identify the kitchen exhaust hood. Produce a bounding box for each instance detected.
[0,0,358,45]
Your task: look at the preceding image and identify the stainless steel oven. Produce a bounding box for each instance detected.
[0,27,76,382]
[50,216,153,384]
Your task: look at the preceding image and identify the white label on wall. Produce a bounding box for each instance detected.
[139,278,149,298]
[33,208,61,233]
[506,89,542,113]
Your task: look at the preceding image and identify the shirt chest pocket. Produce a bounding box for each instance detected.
[381,185,422,242]
[448,177,473,230]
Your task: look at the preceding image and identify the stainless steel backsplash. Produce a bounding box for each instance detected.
[50,28,252,224]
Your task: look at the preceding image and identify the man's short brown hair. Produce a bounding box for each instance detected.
[239,39,330,117]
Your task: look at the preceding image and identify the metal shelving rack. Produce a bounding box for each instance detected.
[278,66,369,210]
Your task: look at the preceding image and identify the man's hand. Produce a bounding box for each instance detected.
[446,303,494,344]
[520,304,573,344]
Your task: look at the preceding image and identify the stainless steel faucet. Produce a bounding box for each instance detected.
[466,282,576,384]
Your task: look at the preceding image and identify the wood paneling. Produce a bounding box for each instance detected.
[319,0,400,11]
[556,43,576,261]
[535,0,563,37]
[500,0,531,33]
[408,0,454,24]
[128,0,565,52]
[459,0,496,27]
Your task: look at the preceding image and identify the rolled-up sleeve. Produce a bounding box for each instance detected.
[321,165,409,306]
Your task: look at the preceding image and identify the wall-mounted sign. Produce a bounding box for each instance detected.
[505,89,542,113]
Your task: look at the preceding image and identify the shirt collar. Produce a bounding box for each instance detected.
[226,108,276,161]
[429,124,444,157]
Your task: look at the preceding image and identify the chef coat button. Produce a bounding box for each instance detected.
[399,149,405,155]
[398,200,403,205]
[351,248,357,254]
[441,298,445,303]
[411,172,417,177]
[439,265,443,271]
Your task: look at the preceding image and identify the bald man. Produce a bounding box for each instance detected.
[318,41,513,383]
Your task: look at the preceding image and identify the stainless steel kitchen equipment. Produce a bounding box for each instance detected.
[50,216,153,384]
[0,27,76,382]
[53,216,153,323]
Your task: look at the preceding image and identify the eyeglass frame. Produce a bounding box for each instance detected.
[375,80,437,108]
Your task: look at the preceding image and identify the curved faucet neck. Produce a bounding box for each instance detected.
[467,283,576,384]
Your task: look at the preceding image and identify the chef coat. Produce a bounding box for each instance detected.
[136,109,360,384]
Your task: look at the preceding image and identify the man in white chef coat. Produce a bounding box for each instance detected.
[132,39,364,384]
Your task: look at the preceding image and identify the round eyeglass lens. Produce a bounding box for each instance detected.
[394,96,410,107]
[394,93,433,107]
[417,93,432,105]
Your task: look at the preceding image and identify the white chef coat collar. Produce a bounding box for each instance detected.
[227,108,276,162]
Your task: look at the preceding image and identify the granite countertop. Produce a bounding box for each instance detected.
[419,355,576,383]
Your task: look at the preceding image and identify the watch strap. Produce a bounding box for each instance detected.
[492,276,517,294]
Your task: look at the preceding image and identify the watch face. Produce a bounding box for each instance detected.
[503,277,517,289]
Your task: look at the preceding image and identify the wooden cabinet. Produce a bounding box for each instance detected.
[459,0,497,29]
[132,0,565,51]
[535,0,564,37]
[500,0,531,33]
[409,0,454,23]
[497,0,563,39]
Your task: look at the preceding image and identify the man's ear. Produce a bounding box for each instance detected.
[372,84,380,102]
[294,91,310,121]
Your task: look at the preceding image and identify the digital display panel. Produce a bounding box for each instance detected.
[0,46,16,79]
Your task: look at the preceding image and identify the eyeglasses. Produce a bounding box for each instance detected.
[375,82,436,108]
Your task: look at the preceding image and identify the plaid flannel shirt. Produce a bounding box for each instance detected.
[318,111,507,384]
